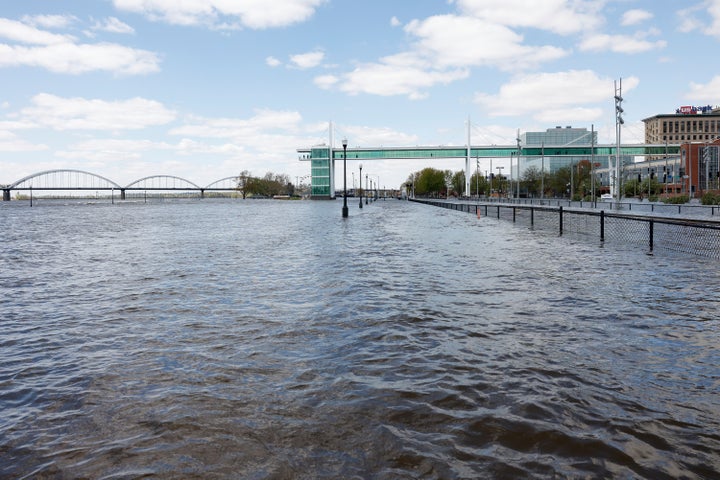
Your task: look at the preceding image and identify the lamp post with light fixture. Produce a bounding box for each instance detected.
[341,138,348,217]
[359,163,363,208]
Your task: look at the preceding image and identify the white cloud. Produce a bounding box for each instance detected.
[16,93,176,131]
[686,76,720,104]
[474,70,640,121]
[113,0,326,29]
[454,0,604,35]
[0,41,160,75]
[0,17,160,75]
[319,12,567,99]
[405,14,568,70]
[266,56,281,67]
[313,74,338,89]
[0,130,49,152]
[0,17,75,45]
[169,109,303,140]
[340,59,468,99]
[579,31,666,54]
[678,1,720,37]
[20,14,79,30]
[91,17,135,34]
[621,9,653,26]
[289,50,324,69]
[390,16,401,27]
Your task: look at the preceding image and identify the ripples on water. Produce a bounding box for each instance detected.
[1,199,719,479]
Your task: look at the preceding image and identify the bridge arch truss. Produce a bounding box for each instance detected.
[204,176,240,190]
[124,175,201,191]
[9,169,122,190]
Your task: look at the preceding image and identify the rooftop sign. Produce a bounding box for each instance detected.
[676,105,715,114]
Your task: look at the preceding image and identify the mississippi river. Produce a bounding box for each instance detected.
[1,198,718,478]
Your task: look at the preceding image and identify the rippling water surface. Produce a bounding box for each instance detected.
[1,198,719,479]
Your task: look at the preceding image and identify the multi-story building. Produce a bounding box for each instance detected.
[643,105,720,144]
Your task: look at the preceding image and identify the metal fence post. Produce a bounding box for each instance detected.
[559,206,563,235]
[649,219,654,253]
[600,210,605,242]
[531,207,534,227]
[513,207,516,222]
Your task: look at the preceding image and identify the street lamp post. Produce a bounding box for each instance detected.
[365,174,369,205]
[359,163,363,208]
[342,138,348,217]
[496,166,504,197]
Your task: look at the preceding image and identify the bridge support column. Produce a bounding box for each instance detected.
[200,189,204,199]
[2,189,9,201]
[120,189,126,200]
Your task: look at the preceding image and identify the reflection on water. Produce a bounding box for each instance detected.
[1,198,719,478]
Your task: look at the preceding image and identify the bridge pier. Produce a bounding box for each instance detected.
[3,189,9,201]
[200,189,204,199]
[120,189,126,200]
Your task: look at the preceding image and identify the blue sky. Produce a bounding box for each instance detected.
[2,0,720,189]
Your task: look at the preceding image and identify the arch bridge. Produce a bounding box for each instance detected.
[2,169,242,201]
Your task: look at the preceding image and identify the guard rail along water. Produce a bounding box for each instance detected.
[411,198,720,259]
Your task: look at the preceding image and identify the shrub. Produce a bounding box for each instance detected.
[662,194,689,204]
[701,192,720,205]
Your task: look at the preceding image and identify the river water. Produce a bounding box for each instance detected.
[1,198,719,479]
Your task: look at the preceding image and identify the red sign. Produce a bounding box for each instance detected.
[679,106,694,114]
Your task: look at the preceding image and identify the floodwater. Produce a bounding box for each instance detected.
[1,198,719,479]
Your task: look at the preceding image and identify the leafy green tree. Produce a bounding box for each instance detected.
[415,167,446,196]
[549,166,571,197]
[451,170,465,196]
[521,165,543,197]
[470,171,489,196]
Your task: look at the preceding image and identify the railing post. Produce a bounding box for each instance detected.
[531,207,534,227]
[649,219,654,253]
[497,205,500,219]
[513,207,516,222]
[559,206,563,235]
[600,210,605,242]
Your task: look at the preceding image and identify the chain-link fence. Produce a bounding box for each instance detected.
[413,199,720,258]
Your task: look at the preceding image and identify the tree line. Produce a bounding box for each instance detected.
[405,161,608,200]
[236,171,294,198]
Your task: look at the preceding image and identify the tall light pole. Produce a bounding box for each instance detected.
[359,163,363,208]
[342,138,348,217]
[365,174,369,205]
[614,79,624,203]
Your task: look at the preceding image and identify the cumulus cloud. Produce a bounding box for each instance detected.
[266,56,281,67]
[0,17,75,44]
[453,0,604,35]
[678,1,720,37]
[20,14,80,30]
[15,93,176,130]
[169,109,303,139]
[621,9,653,26]
[113,0,326,30]
[579,31,666,54]
[91,17,135,34]
[289,50,324,69]
[0,17,160,75]
[320,12,567,99]
[686,76,720,104]
[405,14,567,70]
[474,70,640,121]
[0,130,49,152]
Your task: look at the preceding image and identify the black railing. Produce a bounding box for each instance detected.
[411,199,720,259]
